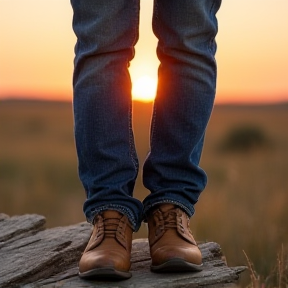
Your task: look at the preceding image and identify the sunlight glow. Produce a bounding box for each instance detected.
[132,75,157,102]
[1,1,288,103]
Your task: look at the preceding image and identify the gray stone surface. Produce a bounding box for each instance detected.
[0,214,246,288]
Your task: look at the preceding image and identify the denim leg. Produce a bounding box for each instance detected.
[71,0,143,231]
[143,0,222,218]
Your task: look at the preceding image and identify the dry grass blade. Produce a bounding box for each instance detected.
[276,244,288,288]
[243,246,288,288]
[243,250,261,288]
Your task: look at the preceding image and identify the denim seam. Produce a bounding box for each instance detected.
[149,0,158,152]
[132,0,140,48]
[150,103,157,150]
[208,0,220,89]
[208,1,218,56]
[152,0,159,39]
[129,103,139,173]
[128,0,140,173]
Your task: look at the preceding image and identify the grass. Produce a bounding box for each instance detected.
[1,99,288,287]
[244,245,288,288]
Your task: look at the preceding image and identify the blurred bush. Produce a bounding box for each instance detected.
[218,124,271,153]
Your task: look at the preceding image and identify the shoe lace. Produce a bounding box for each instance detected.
[151,208,195,246]
[154,209,181,236]
[102,217,120,238]
[162,210,179,229]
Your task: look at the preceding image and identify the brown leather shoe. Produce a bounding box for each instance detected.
[147,204,203,273]
[78,210,133,280]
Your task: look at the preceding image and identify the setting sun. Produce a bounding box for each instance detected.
[132,75,157,102]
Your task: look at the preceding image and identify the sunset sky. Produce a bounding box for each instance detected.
[0,0,287,103]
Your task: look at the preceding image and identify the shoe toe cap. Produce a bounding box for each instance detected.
[151,245,202,266]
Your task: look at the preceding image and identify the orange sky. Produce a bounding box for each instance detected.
[0,0,288,103]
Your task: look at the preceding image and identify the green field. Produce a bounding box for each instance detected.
[1,99,287,286]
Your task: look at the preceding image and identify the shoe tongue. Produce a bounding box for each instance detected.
[159,204,176,213]
[102,210,122,219]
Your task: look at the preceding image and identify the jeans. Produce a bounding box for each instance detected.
[71,0,221,231]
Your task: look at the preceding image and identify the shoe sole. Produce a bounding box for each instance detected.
[151,258,203,273]
[79,267,132,280]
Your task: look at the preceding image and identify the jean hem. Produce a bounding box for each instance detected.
[143,199,195,222]
[86,204,140,231]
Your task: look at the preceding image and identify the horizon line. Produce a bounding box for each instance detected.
[1,96,288,107]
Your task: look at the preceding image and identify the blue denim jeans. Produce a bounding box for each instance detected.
[71,0,221,231]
